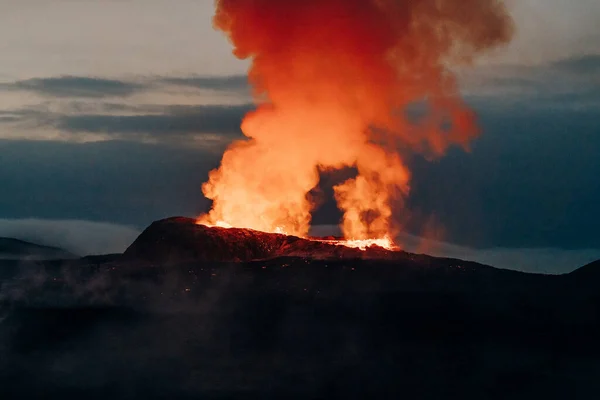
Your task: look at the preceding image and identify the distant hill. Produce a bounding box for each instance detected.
[0,237,77,260]
[568,259,600,280]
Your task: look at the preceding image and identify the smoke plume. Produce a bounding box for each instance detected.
[199,0,514,240]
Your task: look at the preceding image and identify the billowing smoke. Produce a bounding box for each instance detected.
[199,0,514,240]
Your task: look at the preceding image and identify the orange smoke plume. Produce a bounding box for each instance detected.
[199,0,513,241]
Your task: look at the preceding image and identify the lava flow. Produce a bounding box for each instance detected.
[197,0,514,247]
[203,220,397,250]
[316,237,397,251]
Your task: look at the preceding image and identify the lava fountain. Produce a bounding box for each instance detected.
[197,0,514,249]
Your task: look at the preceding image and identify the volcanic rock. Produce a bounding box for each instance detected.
[123,217,400,264]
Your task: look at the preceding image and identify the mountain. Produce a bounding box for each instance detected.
[0,237,76,260]
[569,259,600,277]
[1,218,599,399]
[123,217,401,264]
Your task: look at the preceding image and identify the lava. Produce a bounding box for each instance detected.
[315,237,397,251]
[198,0,514,244]
[202,220,397,251]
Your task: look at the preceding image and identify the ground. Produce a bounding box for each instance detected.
[0,219,599,399]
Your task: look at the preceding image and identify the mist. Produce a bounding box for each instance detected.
[0,219,140,256]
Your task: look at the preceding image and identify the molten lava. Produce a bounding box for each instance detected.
[198,0,514,245]
[204,220,395,251]
[316,237,397,251]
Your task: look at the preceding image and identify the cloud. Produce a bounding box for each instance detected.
[4,56,596,145]
[459,54,600,109]
[55,104,252,137]
[162,75,249,93]
[0,94,252,146]
[0,74,254,145]
[0,219,141,256]
[2,76,146,98]
[0,116,20,123]
[0,74,251,100]
[0,74,252,103]
[551,54,600,75]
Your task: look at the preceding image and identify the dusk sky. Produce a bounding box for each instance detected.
[1,0,599,273]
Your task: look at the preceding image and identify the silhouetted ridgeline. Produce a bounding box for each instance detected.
[0,237,76,260]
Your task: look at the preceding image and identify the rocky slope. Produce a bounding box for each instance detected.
[123,217,398,264]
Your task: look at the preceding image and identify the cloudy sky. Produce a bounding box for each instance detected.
[0,0,599,273]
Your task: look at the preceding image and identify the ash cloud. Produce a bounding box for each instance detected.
[201,0,515,238]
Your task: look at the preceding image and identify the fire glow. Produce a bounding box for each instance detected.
[197,0,514,248]
[204,220,397,250]
[318,237,397,251]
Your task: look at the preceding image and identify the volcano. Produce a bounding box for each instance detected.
[123,217,400,265]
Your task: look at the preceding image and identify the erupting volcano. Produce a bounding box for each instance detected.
[197,0,514,247]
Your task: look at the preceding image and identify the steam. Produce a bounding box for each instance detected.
[200,0,514,240]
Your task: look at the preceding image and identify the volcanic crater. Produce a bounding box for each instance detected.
[123,217,401,265]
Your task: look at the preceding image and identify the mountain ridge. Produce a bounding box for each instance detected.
[0,237,77,260]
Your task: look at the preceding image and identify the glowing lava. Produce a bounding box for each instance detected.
[198,0,514,245]
[203,220,396,251]
[317,237,397,251]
